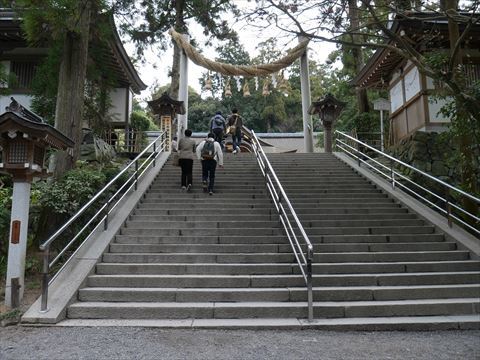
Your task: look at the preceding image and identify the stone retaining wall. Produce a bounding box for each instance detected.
[390,131,480,190]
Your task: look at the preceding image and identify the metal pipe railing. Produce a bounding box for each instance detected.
[335,130,480,236]
[250,130,314,321]
[39,132,167,312]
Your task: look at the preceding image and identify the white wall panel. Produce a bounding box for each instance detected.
[108,88,127,123]
[428,96,451,123]
[404,67,420,101]
[390,81,403,112]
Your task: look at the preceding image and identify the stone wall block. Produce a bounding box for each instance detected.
[432,160,448,176]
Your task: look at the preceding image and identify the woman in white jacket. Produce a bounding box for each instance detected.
[196,133,224,195]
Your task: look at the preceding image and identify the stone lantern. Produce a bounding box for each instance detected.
[147,92,185,150]
[309,93,346,153]
[0,98,73,308]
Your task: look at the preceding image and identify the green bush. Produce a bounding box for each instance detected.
[130,111,155,131]
[0,160,131,279]
[0,186,12,265]
[36,166,106,215]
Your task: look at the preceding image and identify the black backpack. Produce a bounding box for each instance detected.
[201,141,215,160]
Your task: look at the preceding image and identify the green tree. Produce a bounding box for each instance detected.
[17,0,99,177]
[244,0,479,196]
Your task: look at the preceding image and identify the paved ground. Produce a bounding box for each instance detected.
[0,327,479,359]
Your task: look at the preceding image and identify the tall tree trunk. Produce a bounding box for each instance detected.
[443,0,477,214]
[53,0,92,178]
[348,0,369,115]
[170,0,186,99]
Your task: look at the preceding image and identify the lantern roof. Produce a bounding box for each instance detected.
[0,98,74,150]
[147,92,186,115]
[308,93,346,115]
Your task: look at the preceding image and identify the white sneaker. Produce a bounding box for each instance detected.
[232,149,237,154]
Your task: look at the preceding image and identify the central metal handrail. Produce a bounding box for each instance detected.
[335,130,480,236]
[39,131,167,312]
[250,130,314,321]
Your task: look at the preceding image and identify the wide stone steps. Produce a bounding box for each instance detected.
[123,219,425,229]
[84,272,480,288]
[101,251,469,264]
[94,261,480,275]
[129,212,416,221]
[113,233,446,244]
[67,298,479,319]
[108,241,456,254]
[77,284,480,303]
[65,152,480,327]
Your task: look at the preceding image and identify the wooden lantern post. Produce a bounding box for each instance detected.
[147,92,185,151]
[0,99,73,308]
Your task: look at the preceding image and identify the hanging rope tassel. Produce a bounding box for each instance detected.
[243,80,251,97]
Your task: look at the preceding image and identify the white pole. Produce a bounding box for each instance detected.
[5,181,31,307]
[299,36,314,153]
[380,109,384,152]
[177,34,189,140]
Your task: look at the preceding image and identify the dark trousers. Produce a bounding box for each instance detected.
[212,128,224,149]
[232,131,242,150]
[201,159,217,191]
[179,158,193,187]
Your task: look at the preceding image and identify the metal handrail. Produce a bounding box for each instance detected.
[250,130,314,321]
[335,130,480,235]
[39,132,167,312]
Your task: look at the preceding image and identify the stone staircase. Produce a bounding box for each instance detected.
[266,153,480,320]
[67,153,314,320]
[64,152,480,327]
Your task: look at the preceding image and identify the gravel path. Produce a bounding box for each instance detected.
[1,327,479,359]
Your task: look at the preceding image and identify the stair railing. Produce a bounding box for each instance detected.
[335,130,480,236]
[251,130,314,321]
[39,132,167,312]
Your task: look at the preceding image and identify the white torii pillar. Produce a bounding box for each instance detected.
[299,36,314,153]
[177,34,189,140]
[5,182,31,307]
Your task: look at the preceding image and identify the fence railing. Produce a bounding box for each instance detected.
[251,130,314,321]
[335,130,480,236]
[39,132,167,312]
[102,130,163,154]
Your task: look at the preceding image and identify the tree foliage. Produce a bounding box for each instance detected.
[241,0,479,195]
[115,0,238,98]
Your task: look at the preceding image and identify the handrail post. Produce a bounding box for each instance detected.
[153,141,157,168]
[445,188,453,227]
[134,159,139,191]
[104,200,110,230]
[307,246,314,322]
[40,247,50,312]
[355,133,361,167]
[390,159,395,189]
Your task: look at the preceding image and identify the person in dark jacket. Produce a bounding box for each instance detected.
[210,111,226,149]
[226,108,243,154]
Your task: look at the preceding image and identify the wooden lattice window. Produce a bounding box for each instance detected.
[33,145,44,166]
[8,141,28,164]
[10,61,37,89]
